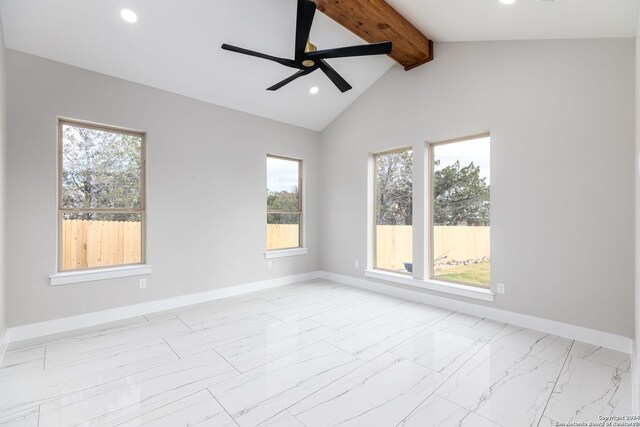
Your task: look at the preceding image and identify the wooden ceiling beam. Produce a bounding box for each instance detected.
[311,0,433,71]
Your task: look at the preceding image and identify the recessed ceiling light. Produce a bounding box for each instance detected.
[120,9,138,23]
[309,86,319,95]
[499,0,516,4]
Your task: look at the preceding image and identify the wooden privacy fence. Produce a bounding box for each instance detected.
[63,220,299,270]
[267,224,299,250]
[63,221,487,272]
[62,220,142,270]
[376,225,490,271]
[433,226,490,262]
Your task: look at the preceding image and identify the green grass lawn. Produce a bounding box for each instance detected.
[434,262,490,288]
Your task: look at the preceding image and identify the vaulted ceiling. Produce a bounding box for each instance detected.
[0,0,636,131]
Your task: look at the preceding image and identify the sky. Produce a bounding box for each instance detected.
[266,136,490,193]
[267,157,299,192]
[433,136,490,184]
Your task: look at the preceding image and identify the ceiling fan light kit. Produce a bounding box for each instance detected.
[221,0,393,93]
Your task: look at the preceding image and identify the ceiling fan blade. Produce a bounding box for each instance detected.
[221,44,300,69]
[307,41,392,60]
[318,60,352,93]
[267,69,313,91]
[295,0,316,61]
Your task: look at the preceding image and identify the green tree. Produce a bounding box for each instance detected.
[376,153,489,227]
[267,186,299,224]
[376,151,413,226]
[62,124,142,221]
[433,160,489,226]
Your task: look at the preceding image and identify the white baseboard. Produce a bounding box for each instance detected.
[7,271,322,343]
[0,330,8,364]
[322,271,634,354]
[5,270,633,357]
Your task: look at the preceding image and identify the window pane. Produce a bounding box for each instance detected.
[267,157,300,212]
[267,213,300,250]
[375,150,413,273]
[432,137,490,288]
[61,212,143,271]
[61,124,142,209]
[267,156,301,250]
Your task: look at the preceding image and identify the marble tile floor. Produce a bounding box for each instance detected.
[0,279,633,427]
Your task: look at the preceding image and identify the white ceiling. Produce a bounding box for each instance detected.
[388,0,638,42]
[0,0,636,131]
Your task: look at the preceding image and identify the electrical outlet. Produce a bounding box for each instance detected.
[354,260,359,269]
[139,278,147,289]
[497,283,505,294]
[267,261,273,270]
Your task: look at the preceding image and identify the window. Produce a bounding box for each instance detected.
[430,135,490,288]
[58,119,145,272]
[267,155,302,250]
[374,148,413,274]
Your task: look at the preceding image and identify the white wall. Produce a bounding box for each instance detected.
[5,50,321,327]
[4,38,636,342]
[0,18,6,338]
[321,39,635,338]
[634,8,640,413]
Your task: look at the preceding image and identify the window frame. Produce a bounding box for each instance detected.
[372,146,414,275]
[57,118,147,273]
[266,154,303,251]
[428,132,491,288]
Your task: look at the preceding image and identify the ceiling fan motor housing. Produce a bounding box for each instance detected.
[302,41,317,67]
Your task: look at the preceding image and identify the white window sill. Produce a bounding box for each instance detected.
[264,248,308,259]
[364,269,495,302]
[50,265,153,286]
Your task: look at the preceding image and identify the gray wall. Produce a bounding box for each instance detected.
[6,50,321,327]
[320,39,635,337]
[635,11,640,411]
[0,19,6,337]
[5,39,636,340]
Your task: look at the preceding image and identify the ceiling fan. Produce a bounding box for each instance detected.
[221,0,392,93]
